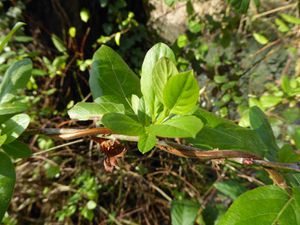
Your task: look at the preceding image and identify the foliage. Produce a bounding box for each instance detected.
[219,185,300,225]
[69,41,300,224]
[1,1,300,224]
[0,23,32,222]
[71,43,203,153]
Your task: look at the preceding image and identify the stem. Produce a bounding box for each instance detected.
[34,128,300,173]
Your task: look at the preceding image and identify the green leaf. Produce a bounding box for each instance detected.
[188,20,202,33]
[253,33,269,45]
[218,185,300,225]
[214,180,247,200]
[165,0,176,7]
[131,95,140,114]
[130,96,151,125]
[138,132,156,153]
[239,0,250,13]
[171,200,200,225]
[2,140,31,159]
[253,0,260,8]
[0,22,25,54]
[51,34,67,53]
[152,58,178,103]
[189,108,267,156]
[0,151,16,222]
[80,8,90,23]
[86,200,97,210]
[177,34,188,48]
[293,187,300,209]
[0,102,28,115]
[188,126,267,156]
[0,135,7,147]
[114,32,121,46]
[141,43,175,118]
[275,18,290,33]
[150,116,203,138]
[68,27,76,38]
[163,71,199,114]
[280,13,300,25]
[194,108,236,128]
[293,128,300,149]
[281,75,291,95]
[278,145,300,163]
[0,59,32,103]
[259,95,282,108]
[228,0,250,13]
[1,114,30,144]
[137,97,151,126]
[249,106,279,159]
[102,113,144,136]
[89,45,141,110]
[68,102,124,120]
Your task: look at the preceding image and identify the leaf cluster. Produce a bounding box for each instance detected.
[0,23,32,222]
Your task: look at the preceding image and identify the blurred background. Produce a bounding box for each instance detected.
[1,0,300,224]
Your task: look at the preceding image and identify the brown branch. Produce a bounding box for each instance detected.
[158,140,261,160]
[32,128,300,173]
[32,127,112,140]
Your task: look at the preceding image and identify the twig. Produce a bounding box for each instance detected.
[158,140,261,160]
[251,3,297,21]
[33,128,300,173]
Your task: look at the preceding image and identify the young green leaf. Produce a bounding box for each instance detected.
[2,140,32,159]
[0,59,32,103]
[89,45,141,110]
[259,95,281,109]
[131,95,140,114]
[275,18,290,33]
[101,113,144,136]
[114,32,121,46]
[51,34,67,53]
[253,33,269,45]
[0,151,16,222]
[280,13,300,25]
[150,115,203,138]
[281,75,291,95]
[80,8,90,23]
[68,102,124,120]
[0,22,25,54]
[218,185,300,225]
[1,114,30,144]
[177,34,188,48]
[249,106,279,160]
[152,57,178,103]
[171,200,200,225]
[163,71,199,114]
[138,132,156,154]
[141,43,175,118]
[137,97,151,126]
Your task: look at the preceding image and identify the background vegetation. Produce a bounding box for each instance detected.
[0,0,300,224]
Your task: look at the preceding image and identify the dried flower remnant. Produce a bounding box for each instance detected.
[92,137,126,172]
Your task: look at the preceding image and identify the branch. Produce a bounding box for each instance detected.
[158,140,261,160]
[33,128,300,173]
